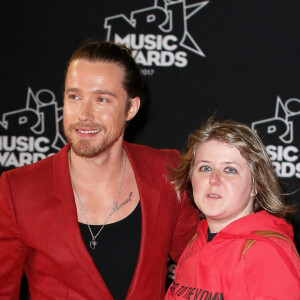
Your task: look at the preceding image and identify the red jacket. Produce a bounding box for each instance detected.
[165,211,300,300]
[0,142,199,299]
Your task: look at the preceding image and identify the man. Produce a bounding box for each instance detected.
[0,40,198,299]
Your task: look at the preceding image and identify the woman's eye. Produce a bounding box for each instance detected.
[224,167,237,174]
[199,165,211,172]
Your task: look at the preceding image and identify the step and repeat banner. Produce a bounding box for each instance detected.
[2,0,300,296]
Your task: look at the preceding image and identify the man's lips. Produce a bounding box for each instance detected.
[76,129,100,134]
[74,128,102,137]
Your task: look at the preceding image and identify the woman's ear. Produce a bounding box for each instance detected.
[251,179,257,198]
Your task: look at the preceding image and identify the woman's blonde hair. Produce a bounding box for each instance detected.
[172,117,296,219]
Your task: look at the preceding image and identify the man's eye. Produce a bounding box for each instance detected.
[98,97,108,103]
[69,95,80,100]
[199,165,211,172]
[224,167,237,174]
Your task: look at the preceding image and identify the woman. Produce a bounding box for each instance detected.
[165,118,300,299]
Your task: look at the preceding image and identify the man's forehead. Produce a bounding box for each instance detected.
[68,58,124,73]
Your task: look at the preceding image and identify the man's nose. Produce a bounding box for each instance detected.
[78,100,94,121]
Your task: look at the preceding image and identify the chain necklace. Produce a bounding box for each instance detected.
[68,148,126,250]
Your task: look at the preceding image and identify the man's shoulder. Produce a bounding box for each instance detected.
[124,141,180,160]
[2,145,68,182]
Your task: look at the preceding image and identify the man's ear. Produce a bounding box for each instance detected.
[126,97,140,121]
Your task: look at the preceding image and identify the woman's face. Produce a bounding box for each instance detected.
[192,139,256,232]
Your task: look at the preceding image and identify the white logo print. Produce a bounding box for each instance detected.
[0,87,66,169]
[251,96,300,178]
[104,0,209,70]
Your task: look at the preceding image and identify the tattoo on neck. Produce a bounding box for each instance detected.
[114,192,133,212]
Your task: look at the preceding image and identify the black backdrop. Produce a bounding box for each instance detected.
[2,0,300,297]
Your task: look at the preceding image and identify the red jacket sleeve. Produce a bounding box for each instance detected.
[169,191,199,263]
[0,172,29,299]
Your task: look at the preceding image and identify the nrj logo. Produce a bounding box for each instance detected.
[251,96,300,178]
[0,87,66,170]
[104,0,209,70]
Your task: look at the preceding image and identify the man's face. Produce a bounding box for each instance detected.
[63,59,139,157]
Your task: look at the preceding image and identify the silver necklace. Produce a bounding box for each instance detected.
[69,148,126,250]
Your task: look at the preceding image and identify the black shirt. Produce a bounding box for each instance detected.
[207,227,217,242]
[79,202,141,300]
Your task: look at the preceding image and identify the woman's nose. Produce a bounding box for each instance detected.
[209,171,222,186]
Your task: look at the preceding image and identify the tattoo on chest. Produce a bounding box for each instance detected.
[114,192,133,212]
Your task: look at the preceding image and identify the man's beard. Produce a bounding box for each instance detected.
[63,121,126,158]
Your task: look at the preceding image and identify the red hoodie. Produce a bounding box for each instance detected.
[165,211,300,300]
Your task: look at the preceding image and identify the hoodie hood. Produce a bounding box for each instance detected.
[198,210,294,241]
[216,211,299,285]
[222,210,294,238]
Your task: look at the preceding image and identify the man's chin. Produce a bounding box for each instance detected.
[72,149,100,158]
[70,141,105,158]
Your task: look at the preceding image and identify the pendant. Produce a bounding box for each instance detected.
[90,239,98,249]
